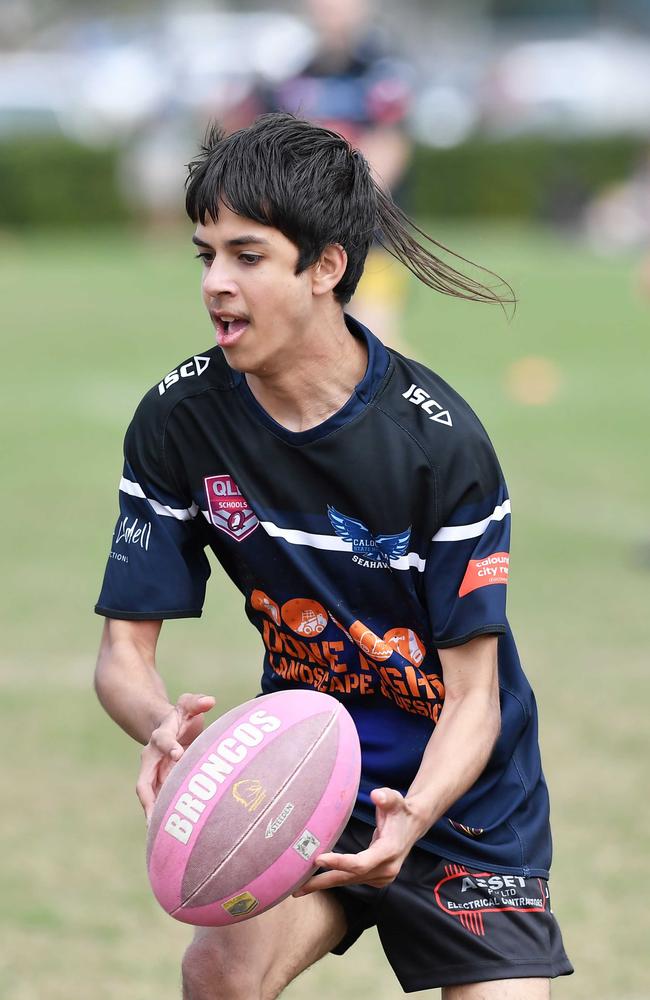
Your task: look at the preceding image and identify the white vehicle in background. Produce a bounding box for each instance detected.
[0,9,312,145]
[481,32,650,138]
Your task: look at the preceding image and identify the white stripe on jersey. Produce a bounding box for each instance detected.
[258,520,427,572]
[196,513,428,572]
[119,477,199,521]
[432,499,511,542]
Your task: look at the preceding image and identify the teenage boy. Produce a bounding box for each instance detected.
[95,113,572,999]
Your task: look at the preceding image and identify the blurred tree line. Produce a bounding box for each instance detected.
[1,131,645,228]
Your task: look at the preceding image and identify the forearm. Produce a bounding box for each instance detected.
[404,685,501,842]
[302,668,501,895]
[94,619,172,744]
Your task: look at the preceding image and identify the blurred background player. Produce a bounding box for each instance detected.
[228,0,414,348]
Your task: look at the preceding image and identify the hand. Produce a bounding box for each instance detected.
[295,787,420,895]
[136,692,215,822]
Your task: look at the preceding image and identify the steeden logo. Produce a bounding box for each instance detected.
[265,802,295,839]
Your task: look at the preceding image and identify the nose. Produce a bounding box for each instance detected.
[202,257,239,299]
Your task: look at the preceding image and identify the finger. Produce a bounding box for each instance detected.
[177,692,216,719]
[294,869,360,895]
[316,842,395,876]
[136,780,155,821]
[150,727,185,760]
[372,787,405,832]
[137,740,180,819]
[136,756,159,820]
[313,851,362,872]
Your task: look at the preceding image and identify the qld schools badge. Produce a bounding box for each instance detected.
[204,475,258,541]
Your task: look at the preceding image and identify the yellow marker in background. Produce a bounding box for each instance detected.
[505,356,563,406]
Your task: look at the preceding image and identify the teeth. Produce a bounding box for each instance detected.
[221,315,236,322]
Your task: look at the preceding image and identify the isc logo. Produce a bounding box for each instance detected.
[402,383,453,427]
[158,355,210,395]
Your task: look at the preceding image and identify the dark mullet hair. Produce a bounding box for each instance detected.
[186,113,515,310]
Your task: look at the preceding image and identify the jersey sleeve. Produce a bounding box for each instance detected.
[95,392,211,620]
[425,429,511,648]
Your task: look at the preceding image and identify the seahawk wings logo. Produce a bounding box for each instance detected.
[327,506,411,569]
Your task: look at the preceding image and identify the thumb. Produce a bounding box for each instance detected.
[177,692,216,718]
[371,787,404,815]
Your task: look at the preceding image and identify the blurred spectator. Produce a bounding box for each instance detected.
[230,0,415,348]
[583,149,650,300]
[584,151,650,253]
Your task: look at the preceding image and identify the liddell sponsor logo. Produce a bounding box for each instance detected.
[115,517,151,550]
[158,355,210,395]
[458,552,509,598]
[163,709,281,845]
[265,802,294,839]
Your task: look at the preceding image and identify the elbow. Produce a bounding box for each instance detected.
[93,621,113,705]
[93,650,108,707]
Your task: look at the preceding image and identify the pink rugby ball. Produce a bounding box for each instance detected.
[146,689,361,925]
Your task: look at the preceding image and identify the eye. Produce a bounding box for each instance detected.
[239,253,262,265]
[194,252,213,267]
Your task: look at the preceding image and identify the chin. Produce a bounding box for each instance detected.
[219,344,263,376]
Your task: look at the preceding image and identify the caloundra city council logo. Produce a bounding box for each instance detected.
[327,506,411,569]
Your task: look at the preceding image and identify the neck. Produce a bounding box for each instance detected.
[245,312,367,433]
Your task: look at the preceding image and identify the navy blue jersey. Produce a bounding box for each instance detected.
[257,34,412,146]
[96,318,552,877]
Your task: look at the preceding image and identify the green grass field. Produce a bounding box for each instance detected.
[1,222,649,1000]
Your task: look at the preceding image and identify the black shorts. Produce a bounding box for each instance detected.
[328,817,573,993]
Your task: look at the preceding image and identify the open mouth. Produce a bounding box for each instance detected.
[213,314,249,347]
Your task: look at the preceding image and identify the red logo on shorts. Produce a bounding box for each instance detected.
[204,475,258,541]
[458,552,509,598]
[434,863,547,937]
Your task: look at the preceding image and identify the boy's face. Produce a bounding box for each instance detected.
[193,204,318,377]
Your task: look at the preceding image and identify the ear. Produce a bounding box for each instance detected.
[311,244,348,297]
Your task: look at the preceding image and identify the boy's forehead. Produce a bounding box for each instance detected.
[195,204,281,245]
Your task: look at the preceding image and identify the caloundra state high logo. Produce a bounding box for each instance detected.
[327,506,411,570]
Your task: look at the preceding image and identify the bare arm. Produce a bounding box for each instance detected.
[404,633,501,838]
[94,618,215,819]
[298,634,501,892]
[95,618,169,744]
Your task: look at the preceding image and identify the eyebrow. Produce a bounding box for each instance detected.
[191,234,271,249]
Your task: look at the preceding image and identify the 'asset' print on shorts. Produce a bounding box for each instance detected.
[434,862,549,937]
[330,818,573,993]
